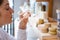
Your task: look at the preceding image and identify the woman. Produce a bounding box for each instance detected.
[0,0,28,40]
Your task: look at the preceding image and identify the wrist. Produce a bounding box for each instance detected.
[19,26,26,30]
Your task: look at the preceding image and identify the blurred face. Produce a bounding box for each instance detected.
[0,0,14,26]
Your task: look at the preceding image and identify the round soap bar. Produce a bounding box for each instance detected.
[45,23,51,28]
[41,28,48,33]
[49,31,57,35]
[49,27,57,32]
[38,19,44,24]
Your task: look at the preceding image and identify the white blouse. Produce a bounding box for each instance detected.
[15,17,40,40]
[0,28,26,40]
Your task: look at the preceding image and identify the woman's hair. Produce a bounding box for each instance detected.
[0,0,3,6]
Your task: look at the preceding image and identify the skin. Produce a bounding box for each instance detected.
[0,0,29,29]
[19,11,31,29]
[0,0,14,26]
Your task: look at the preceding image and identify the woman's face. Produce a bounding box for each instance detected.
[0,0,14,25]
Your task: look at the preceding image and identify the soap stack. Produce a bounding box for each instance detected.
[38,22,51,33]
[48,27,57,35]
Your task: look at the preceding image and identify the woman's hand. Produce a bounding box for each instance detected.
[19,11,31,30]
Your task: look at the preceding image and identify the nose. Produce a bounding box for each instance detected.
[10,7,14,14]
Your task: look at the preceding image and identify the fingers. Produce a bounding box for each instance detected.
[27,11,31,17]
[19,11,31,29]
[21,17,28,23]
[23,12,31,19]
[20,17,28,29]
[19,12,24,19]
[19,11,31,22]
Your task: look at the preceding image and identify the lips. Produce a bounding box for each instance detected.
[10,16,12,18]
[9,15,12,20]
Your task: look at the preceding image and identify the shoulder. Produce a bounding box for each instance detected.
[0,28,7,40]
[0,28,6,34]
[0,28,15,40]
[0,28,3,40]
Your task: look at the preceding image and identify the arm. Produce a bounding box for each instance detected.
[16,18,28,40]
[17,29,26,40]
[16,11,30,40]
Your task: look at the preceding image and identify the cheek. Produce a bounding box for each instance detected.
[3,11,11,18]
[2,11,12,24]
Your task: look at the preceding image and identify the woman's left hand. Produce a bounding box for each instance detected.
[19,11,31,30]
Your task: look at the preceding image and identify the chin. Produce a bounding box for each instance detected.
[5,20,12,24]
[8,20,12,24]
[2,22,12,26]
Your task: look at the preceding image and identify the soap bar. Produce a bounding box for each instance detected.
[45,23,51,28]
[38,19,44,24]
[49,27,57,32]
[48,31,57,35]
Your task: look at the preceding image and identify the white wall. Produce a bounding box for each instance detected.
[53,0,60,19]
[14,0,27,19]
[13,0,60,20]
[8,0,13,8]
